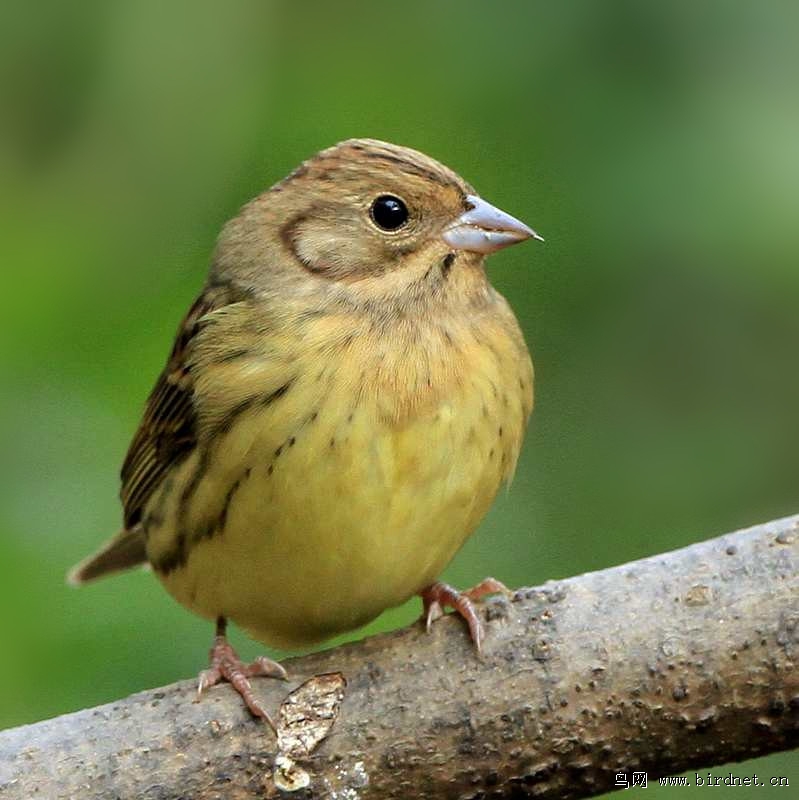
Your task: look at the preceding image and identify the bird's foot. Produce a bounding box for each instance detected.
[420,578,509,654]
[197,618,287,731]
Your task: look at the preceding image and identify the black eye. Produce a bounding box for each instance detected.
[370,195,409,231]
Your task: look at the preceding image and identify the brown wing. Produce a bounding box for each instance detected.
[120,284,235,529]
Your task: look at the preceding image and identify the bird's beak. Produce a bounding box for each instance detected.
[441,195,543,254]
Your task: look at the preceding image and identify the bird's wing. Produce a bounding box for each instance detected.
[68,282,243,585]
[120,283,236,529]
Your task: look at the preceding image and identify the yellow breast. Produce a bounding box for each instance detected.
[145,297,533,648]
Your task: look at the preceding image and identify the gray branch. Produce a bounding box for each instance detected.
[2,515,798,799]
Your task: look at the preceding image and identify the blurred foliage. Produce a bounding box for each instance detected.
[1,1,797,795]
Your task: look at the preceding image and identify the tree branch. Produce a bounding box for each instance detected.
[2,516,798,799]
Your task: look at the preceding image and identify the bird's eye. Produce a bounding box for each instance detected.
[370,195,409,231]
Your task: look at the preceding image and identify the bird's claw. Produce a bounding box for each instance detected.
[196,634,286,732]
[420,577,509,654]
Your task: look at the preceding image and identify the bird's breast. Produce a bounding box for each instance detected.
[146,303,533,647]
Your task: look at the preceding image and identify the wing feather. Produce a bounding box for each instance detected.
[120,283,236,528]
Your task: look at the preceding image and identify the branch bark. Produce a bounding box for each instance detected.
[2,515,798,799]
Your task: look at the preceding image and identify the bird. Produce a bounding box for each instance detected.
[69,138,541,730]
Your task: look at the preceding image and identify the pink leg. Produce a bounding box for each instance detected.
[419,578,509,653]
[197,617,287,731]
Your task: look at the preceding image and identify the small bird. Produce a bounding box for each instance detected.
[69,139,540,728]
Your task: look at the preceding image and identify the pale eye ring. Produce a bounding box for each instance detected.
[370,195,409,231]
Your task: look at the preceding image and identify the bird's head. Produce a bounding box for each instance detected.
[213,139,541,308]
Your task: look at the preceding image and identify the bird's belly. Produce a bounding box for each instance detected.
[147,335,532,649]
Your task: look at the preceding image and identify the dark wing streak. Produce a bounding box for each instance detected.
[120,285,235,529]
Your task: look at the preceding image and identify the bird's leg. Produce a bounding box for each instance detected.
[420,578,509,654]
[197,616,287,732]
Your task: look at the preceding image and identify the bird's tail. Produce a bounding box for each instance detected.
[67,527,148,585]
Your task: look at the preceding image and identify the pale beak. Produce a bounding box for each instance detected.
[441,195,543,254]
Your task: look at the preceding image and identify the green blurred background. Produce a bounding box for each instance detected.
[1,0,797,795]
